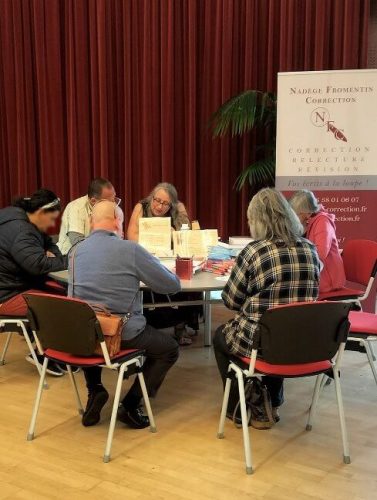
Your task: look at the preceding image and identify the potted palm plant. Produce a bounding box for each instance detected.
[211,90,277,190]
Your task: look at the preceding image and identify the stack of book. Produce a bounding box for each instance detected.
[202,259,234,276]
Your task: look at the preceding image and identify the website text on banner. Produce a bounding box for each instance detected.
[275,69,377,246]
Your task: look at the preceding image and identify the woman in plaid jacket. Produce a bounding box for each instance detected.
[214,188,321,429]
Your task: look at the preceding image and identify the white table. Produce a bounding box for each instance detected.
[48,270,226,346]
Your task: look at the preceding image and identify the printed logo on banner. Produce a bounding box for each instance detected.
[310,108,347,142]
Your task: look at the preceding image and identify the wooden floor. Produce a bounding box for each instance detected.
[0,305,377,500]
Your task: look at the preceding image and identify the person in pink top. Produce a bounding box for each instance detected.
[289,190,346,293]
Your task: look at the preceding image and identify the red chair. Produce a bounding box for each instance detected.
[347,310,377,387]
[23,293,156,463]
[1,282,67,372]
[217,302,351,474]
[318,239,377,307]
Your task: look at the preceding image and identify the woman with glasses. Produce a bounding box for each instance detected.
[289,190,345,293]
[127,182,190,241]
[127,182,200,345]
[0,189,68,376]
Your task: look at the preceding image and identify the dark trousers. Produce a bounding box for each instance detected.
[143,291,202,330]
[83,324,179,408]
[213,326,284,410]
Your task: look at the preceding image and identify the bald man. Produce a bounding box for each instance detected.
[68,201,181,429]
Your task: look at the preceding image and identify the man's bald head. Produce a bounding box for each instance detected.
[91,200,117,223]
[91,201,124,238]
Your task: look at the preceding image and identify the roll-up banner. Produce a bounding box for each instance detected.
[276,69,377,247]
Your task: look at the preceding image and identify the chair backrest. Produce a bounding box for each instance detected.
[255,302,351,365]
[342,239,377,286]
[23,293,103,356]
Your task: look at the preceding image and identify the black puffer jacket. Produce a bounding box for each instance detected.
[0,207,68,302]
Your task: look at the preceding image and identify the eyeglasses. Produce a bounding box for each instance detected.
[40,198,60,210]
[153,196,171,208]
[96,197,121,206]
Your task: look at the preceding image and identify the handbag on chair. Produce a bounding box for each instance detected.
[90,304,126,357]
[70,244,137,357]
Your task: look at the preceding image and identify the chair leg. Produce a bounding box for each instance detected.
[19,325,41,375]
[103,364,127,463]
[333,368,351,464]
[27,356,48,441]
[306,374,325,431]
[237,372,253,475]
[217,377,231,439]
[0,332,13,365]
[368,341,376,362]
[66,365,84,415]
[137,370,157,433]
[363,340,377,387]
[20,325,48,389]
[316,374,327,392]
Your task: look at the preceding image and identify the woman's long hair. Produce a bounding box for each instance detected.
[142,182,182,229]
[247,188,304,246]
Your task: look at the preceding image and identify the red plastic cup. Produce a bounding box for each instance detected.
[175,257,193,280]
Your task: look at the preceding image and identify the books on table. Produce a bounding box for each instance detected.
[173,229,219,258]
[138,217,173,257]
[138,218,220,260]
[228,236,253,247]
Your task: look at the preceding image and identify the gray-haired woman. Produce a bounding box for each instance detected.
[127,182,190,241]
[213,188,321,429]
[127,182,199,345]
[289,190,346,293]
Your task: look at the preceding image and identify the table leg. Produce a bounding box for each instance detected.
[204,291,212,347]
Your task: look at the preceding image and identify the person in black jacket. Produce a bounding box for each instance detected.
[0,189,68,376]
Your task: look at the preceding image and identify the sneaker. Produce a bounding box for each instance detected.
[272,407,280,423]
[249,404,275,430]
[250,416,274,430]
[25,353,64,377]
[174,325,193,345]
[56,363,80,374]
[178,336,192,346]
[117,404,150,429]
[226,408,275,429]
[82,387,109,427]
[226,409,245,427]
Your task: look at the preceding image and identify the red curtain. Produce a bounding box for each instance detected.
[0,0,369,238]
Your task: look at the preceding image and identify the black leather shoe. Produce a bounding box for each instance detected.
[118,405,150,429]
[82,387,109,427]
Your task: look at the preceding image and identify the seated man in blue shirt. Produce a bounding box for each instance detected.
[68,200,181,429]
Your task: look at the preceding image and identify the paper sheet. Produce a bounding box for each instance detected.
[173,229,219,258]
[138,217,173,257]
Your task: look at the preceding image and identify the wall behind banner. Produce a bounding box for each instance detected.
[0,0,370,239]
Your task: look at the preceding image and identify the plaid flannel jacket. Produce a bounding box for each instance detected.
[222,238,320,357]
